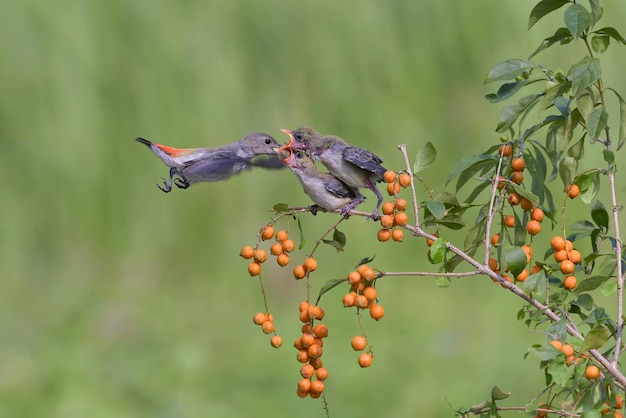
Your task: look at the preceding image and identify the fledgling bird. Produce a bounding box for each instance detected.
[136,132,284,192]
[283,149,364,217]
[280,127,387,218]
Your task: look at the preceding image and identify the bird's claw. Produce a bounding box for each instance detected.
[174,176,190,189]
[309,205,319,216]
[157,178,172,193]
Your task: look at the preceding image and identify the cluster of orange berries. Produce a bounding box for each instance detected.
[550,236,581,290]
[294,302,328,398]
[252,312,282,348]
[383,170,412,197]
[241,225,297,276]
[378,170,412,242]
[601,390,625,417]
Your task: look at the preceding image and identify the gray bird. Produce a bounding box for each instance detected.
[280,127,387,218]
[136,132,284,192]
[283,149,364,217]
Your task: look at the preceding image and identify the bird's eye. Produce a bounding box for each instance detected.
[264,138,272,145]
[295,133,303,140]
[295,151,304,159]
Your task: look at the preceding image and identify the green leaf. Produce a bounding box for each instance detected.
[355,256,375,268]
[504,246,527,277]
[322,238,344,252]
[529,27,573,59]
[429,238,447,264]
[317,278,346,299]
[580,326,610,352]
[603,150,614,164]
[589,0,603,27]
[491,386,510,401]
[435,276,451,288]
[539,80,572,111]
[413,141,436,174]
[425,201,446,220]
[485,59,539,84]
[547,355,573,386]
[601,280,618,296]
[575,275,609,294]
[297,217,306,250]
[576,87,596,120]
[529,343,561,361]
[564,4,591,38]
[446,154,497,186]
[333,228,346,248]
[486,80,528,103]
[578,170,601,204]
[528,0,570,30]
[567,135,585,159]
[510,183,540,207]
[496,94,543,133]
[586,106,608,142]
[522,271,545,295]
[607,88,626,151]
[558,156,578,188]
[591,34,609,54]
[569,57,601,96]
[590,200,609,230]
[273,202,289,212]
[594,27,626,44]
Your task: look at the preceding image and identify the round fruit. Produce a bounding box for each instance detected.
[293,264,306,280]
[383,170,396,183]
[567,184,580,199]
[310,379,325,395]
[520,197,534,211]
[510,171,524,185]
[313,324,328,339]
[348,271,361,285]
[549,340,562,350]
[563,275,577,290]
[342,292,356,307]
[276,253,290,267]
[254,249,268,263]
[391,229,404,242]
[303,257,318,272]
[270,242,283,256]
[380,214,395,228]
[261,225,275,241]
[248,262,262,276]
[395,198,408,211]
[240,245,255,259]
[270,335,283,348]
[394,212,409,226]
[550,236,566,251]
[377,228,391,242]
[496,176,506,190]
[360,267,376,281]
[499,144,513,157]
[491,234,500,245]
[526,220,541,236]
[516,269,529,282]
[307,305,323,320]
[358,352,373,368]
[382,201,396,215]
[297,378,311,393]
[521,245,533,260]
[253,312,267,325]
[261,321,275,334]
[508,192,520,206]
[370,304,385,320]
[351,335,367,351]
[504,215,515,228]
[511,157,526,171]
[307,343,322,358]
[488,258,498,270]
[300,364,314,378]
[585,364,600,380]
[362,286,377,302]
[282,239,296,253]
[531,208,545,222]
[315,367,329,380]
[398,173,412,188]
[569,249,582,264]
[387,182,400,196]
[275,230,289,242]
[561,344,575,357]
[355,295,369,309]
[615,395,624,409]
[560,260,575,274]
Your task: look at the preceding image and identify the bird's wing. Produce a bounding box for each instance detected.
[323,175,358,199]
[248,155,286,170]
[180,157,249,182]
[342,146,387,176]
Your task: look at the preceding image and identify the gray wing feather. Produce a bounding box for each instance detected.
[342,146,387,176]
[323,175,357,199]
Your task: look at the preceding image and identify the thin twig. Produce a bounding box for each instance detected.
[397,144,420,226]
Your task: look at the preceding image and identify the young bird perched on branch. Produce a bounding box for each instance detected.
[280,127,387,219]
[283,150,364,217]
[136,132,284,192]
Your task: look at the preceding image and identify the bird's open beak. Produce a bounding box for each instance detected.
[277,129,294,158]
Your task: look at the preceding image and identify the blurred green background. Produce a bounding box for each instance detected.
[2,1,626,417]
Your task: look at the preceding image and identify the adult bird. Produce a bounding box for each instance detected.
[136,132,284,192]
[283,149,364,217]
[280,127,387,218]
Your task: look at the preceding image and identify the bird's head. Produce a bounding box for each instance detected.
[278,127,320,153]
[242,132,282,155]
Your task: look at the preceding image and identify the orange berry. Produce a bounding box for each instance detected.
[303,257,318,272]
[561,344,575,357]
[298,310,310,323]
[370,304,385,320]
[569,249,582,264]
[380,214,395,228]
[310,379,325,395]
[355,294,369,309]
[275,230,288,242]
[342,292,356,307]
[496,175,506,190]
[358,352,373,368]
[270,335,283,348]
[261,320,275,334]
[301,333,314,348]
[383,170,396,183]
[299,301,310,312]
[282,239,296,253]
[491,233,500,245]
[516,269,529,282]
[565,240,574,251]
[270,242,283,256]
[520,197,534,211]
[253,312,267,325]
[554,249,568,262]
[351,335,367,351]
[567,183,580,199]
[347,271,361,285]
[601,402,611,415]
[585,364,600,380]
[510,171,524,185]
[381,201,396,215]
[488,258,498,270]
[395,198,408,211]
[240,245,255,259]
[499,144,513,157]
[307,343,322,358]
[387,182,400,196]
[500,275,513,288]
[508,192,520,206]
[300,364,314,379]
[550,236,566,251]
[398,173,412,188]
[276,253,290,267]
[362,286,377,302]
[511,157,526,171]
[297,378,311,394]
[309,305,324,320]
[563,275,577,290]
[526,220,541,236]
[615,395,624,409]
[293,264,306,280]
[261,225,274,240]
[391,229,404,242]
[377,228,391,242]
[615,412,625,418]
[521,245,533,260]
[248,262,262,276]
[254,249,268,263]
[296,388,308,398]
[360,267,376,281]
[531,208,544,222]
[315,367,329,381]
[504,215,515,228]
[313,324,328,339]
[531,264,543,274]
[560,260,575,274]
[426,234,438,247]
[549,340,563,350]
[394,212,409,226]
